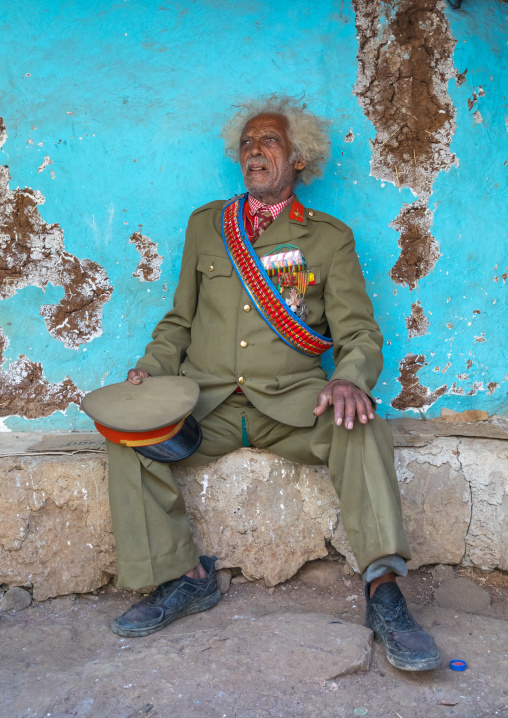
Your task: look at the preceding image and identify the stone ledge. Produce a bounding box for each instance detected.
[1,427,507,600]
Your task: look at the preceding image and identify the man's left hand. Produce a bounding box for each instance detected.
[314,379,375,430]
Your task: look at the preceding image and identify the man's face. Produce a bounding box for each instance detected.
[239,113,306,203]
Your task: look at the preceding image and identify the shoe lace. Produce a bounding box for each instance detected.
[381,597,419,632]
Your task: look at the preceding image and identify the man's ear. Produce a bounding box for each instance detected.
[294,159,306,171]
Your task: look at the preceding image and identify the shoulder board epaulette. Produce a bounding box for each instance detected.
[289,199,305,223]
[306,209,350,233]
[190,200,225,217]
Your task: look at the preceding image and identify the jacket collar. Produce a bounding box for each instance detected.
[246,194,309,250]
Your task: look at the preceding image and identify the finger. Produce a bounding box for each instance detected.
[357,396,369,424]
[127,369,144,385]
[314,389,332,415]
[333,396,345,426]
[344,393,357,430]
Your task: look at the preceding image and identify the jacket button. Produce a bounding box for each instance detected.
[240,340,248,348]
[243,304,251,312]
[308,210,314,217]
[208,265,214,272]
[181,370,187,376]
[238,376,246,384]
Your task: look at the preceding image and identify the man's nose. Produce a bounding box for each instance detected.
[249,138,263,156]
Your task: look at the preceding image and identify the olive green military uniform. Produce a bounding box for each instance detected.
[107,199,411,589]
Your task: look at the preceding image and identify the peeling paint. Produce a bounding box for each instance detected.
[0,328,83,419]
[405,299,429,339]
[0,122,113,350]
[389,202,439,290]
[391,354,447,412]
[129,232,163,282]
[36,156,52,174]
[353,0,457,289]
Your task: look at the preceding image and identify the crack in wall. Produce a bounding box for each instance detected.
[129,231,163,282]
[0,327,83,419]
[456,438,473,565]
[0,119,113,350]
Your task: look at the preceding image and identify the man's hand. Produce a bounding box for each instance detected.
[314,379,375,430]
[126,368,151,385]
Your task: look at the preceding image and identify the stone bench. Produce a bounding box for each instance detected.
[1,419,507,601]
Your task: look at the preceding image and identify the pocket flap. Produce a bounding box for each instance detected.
[197,255,233,278]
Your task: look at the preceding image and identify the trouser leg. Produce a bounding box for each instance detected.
[250,409,411,575]
[107,395,247,590]
[107,441,200,589]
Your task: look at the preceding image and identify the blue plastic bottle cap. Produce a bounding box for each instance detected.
[449,660,467,671]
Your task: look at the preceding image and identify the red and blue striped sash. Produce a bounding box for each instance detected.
[221,194,333,357]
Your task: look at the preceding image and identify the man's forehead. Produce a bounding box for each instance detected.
[240,113,289,137]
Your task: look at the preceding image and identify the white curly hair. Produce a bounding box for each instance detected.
[222,94,332,185]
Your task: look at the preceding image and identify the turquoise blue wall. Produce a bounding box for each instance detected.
[0,0,506,431]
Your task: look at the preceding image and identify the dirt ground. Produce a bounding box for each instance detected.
[1,567,508,718]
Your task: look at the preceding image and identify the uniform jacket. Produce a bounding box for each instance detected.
[136,197,384,428]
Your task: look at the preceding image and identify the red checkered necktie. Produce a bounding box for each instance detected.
[253,208,274,242]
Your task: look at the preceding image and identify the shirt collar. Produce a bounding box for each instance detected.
[247,193,294,220]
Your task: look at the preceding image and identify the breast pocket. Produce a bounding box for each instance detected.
[197,255,233,279]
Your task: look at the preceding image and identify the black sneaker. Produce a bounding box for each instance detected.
[111,555,221,637]
[365,581,441,671]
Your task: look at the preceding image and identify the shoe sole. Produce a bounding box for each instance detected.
[369,630,441,672]
[110,588,222,638]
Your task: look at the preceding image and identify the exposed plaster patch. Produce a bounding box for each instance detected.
[0,328,83,419]
[391,354,447,411]
[473,110,484,125]
[468,382,484,396]
[389,202,439,289]
[487,382,500,395]
[0,118,6,149]
[353,0,457,296]
[474,333,486,343]
[455,68,467,87]
[0,130,113,350]
[352,1,462,411]
[344,128,355,143]
[36,156,52,174]
[128,232,163,282]
[468,91,478,111]
[405,299,429,339]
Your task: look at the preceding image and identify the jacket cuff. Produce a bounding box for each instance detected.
[329,370,377,407]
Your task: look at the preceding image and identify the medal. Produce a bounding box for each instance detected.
[261,244,313,318]
[285,288,309,319]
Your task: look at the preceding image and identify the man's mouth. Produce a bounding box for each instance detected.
[246,158,269,173]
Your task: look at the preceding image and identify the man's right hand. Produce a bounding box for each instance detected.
[126,369,151,385]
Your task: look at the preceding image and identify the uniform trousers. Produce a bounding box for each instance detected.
[107,394,411,590]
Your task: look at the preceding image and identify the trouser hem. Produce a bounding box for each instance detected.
[116,538,200,591]
[362,553,409,583]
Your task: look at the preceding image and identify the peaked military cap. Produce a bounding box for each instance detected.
[82,376,202,462]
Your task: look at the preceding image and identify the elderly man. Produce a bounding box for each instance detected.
[107,96,440,671]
